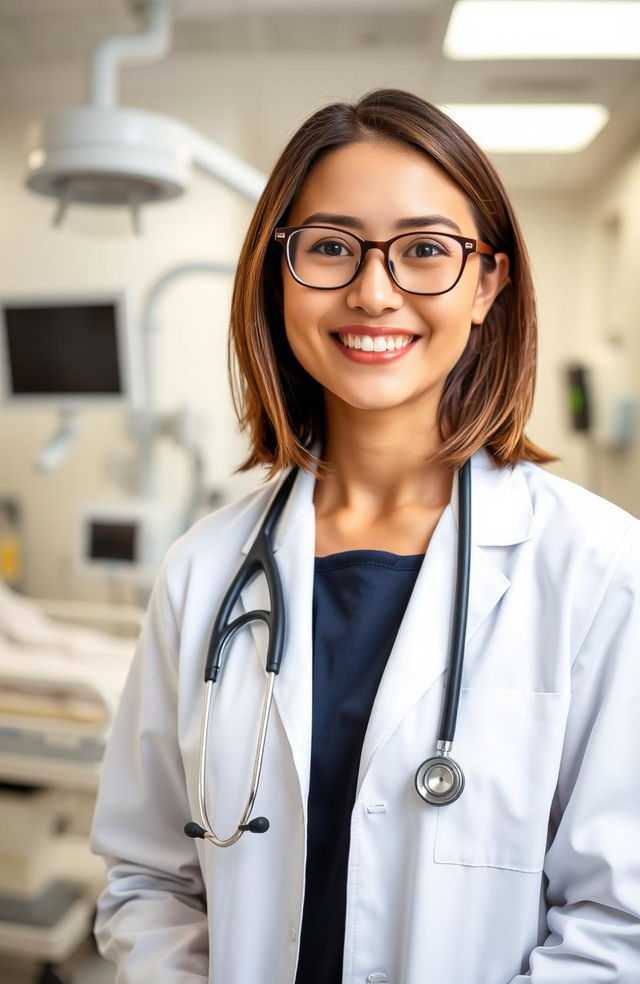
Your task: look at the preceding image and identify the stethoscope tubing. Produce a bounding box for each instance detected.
[185,469,297,845]
[196,672,276,847]
[187,456,472,842]
[438,455,471,745]
[204,467,297,683]
[414,457,471,805]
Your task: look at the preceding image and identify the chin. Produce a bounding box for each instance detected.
[333,388,416,413]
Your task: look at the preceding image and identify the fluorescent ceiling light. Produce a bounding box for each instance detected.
[444,1,640,59]
[439,104,610,152]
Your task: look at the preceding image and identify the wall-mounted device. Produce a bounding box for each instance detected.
[565,364,591,433]
[0,291,139,409]
[77,497,180,586]
[565,341,636,451]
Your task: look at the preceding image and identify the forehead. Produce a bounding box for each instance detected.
[287,139,476,233]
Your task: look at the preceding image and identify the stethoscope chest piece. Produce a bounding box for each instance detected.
[415,754,465,806]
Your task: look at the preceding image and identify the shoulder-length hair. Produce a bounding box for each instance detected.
[228,87,558,481]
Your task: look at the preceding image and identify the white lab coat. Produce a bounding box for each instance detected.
[90,447,640,983]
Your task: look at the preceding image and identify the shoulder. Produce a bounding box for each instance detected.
[476,447,637,567]
[153,475,280,615]
[513,459,639,640]
[516,458,638,551]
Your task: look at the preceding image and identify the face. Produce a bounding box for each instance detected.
[279,139,509,425]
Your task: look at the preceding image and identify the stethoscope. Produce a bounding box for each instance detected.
[185,457,471,847]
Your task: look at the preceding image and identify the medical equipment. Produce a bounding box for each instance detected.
[0,584,141,982]
[0,276,226,597]
[76,496,181,590]
[0,582,140,788]
[414,454,470,805]
[0,290,139,410]
[0,787,96,970]
[185,458,472,847]
[566,340,636,452]
[135,260,237,500]
[0,289,145,482]
[24,0,266,235]
[0,498,23,589]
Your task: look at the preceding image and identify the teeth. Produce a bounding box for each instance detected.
[338,333,413,352]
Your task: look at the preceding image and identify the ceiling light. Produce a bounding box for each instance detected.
[438,104,610,152]
[444,1,640,59]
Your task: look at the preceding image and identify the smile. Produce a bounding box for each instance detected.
[337,333,415,352]
[330,332,419,364]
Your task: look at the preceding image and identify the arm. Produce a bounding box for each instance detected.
[90,547,209,982]
[509,521,640,982]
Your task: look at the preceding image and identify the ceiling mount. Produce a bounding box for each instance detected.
[24,0,266,235]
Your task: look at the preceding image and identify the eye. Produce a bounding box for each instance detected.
[308,238,355,257]
[405,238,448,258]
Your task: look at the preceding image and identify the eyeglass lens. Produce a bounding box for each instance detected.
[286,227,466,293]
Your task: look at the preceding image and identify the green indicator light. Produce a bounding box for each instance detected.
[569,385,585,414]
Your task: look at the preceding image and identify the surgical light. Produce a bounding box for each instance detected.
[24,0,266,234]
[438,103,610,153]
[443,1,640,59]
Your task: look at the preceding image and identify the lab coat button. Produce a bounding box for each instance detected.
[366,974,388,983]
[289,922,298,942]
[366,802,387,814]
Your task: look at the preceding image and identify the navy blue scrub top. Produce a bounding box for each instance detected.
[293,549,424,984]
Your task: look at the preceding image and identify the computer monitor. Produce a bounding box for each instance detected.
[77,497,180,586]
[0,291,140,408]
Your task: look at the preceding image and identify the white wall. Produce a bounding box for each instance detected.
[1,98,638,601]
[510,188,589,482]
[575,149,640,516]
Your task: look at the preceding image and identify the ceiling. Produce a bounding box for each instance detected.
[1,0,639,192]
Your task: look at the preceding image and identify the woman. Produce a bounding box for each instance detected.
[90,89,640,983]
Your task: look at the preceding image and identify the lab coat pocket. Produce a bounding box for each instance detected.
[433,688,571,872]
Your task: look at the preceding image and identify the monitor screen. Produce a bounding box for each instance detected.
[88,520,138,563]
[5,303,122,396]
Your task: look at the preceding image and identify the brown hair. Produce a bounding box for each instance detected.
[228,87,559,480]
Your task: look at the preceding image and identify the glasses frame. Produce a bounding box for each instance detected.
[273,224,495,296]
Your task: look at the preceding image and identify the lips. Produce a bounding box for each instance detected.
[334,325,416,338]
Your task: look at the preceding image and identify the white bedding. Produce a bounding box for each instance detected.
[0,580,136,727]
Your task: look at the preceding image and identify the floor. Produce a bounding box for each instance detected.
[0,937,115,984]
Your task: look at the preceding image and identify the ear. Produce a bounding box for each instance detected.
[471,253,510,325]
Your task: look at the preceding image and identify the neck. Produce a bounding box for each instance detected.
[314,395,455,519]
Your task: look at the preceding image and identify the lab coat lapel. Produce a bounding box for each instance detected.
[357,448,534,793]
[235,446,535,807]
[237,464,317,810]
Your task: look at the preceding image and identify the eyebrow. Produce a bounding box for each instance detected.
[300,212,463,234]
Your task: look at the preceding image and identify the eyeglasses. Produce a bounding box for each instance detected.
[274,225,495,296]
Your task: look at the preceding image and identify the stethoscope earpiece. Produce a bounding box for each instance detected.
[239,816,270,834]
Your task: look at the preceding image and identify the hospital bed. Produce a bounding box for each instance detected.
[0,580,141,983]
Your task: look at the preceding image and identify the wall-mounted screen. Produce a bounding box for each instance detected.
[0,292,138,407]
[88,521,138,563]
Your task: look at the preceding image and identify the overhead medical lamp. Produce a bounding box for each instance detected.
[24,0,266,234]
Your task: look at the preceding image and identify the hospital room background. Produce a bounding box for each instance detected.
[0,1,639,981]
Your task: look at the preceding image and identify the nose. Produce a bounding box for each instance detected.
[345,247,403,312]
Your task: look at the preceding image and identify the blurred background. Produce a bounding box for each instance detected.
[0,1,638,980]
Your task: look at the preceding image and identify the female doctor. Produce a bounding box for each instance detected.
[90,89,640,984]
